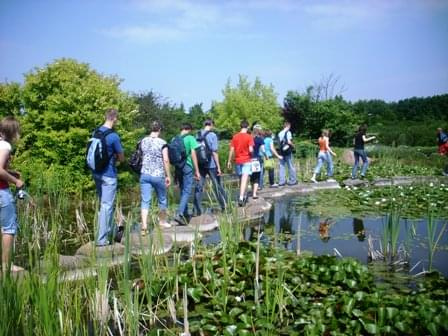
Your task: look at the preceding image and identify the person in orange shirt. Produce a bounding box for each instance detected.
[227,120,254,207]
[311,129,337,183]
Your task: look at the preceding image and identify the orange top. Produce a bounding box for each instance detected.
[318,137,328,152]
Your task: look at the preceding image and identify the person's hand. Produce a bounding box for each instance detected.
[165,177,171,187]
[217,168,222,176]
[278,155,283,160]
[227,161,232,170]
[15,179,24,189]
[194,172,201,181]
[332,152,337,157]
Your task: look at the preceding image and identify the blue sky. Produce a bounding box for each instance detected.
[1,0,447,110]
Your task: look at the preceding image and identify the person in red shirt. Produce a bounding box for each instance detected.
[227,120,254,206]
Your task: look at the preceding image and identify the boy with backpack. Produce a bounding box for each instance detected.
[169,123,200,224]
[86,108,124,246]
[193,119,227,215]
[278,121,297,186]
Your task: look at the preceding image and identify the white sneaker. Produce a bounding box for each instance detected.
[159,221,172,229]
[327,178,336,182]
[310,177,317,183]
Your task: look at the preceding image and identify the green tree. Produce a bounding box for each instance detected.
[16,58,138,191]
[0,82,22,117]
[213,75,282,135]
[133,91,188,141]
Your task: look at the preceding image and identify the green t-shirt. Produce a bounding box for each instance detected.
[183,134,199,169]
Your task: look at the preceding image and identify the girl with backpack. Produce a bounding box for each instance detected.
[139,121,171,234]
[263,130,283,187]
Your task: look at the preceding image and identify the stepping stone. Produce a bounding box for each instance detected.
[246,197,272,211]
[237,205,265,223]
[59,268,98,282]
[189,214,219,232]
[392,176,415,186]
[46,254,90,271]
[127,231,174,256]
[372,178,392,187]
[269,190,287,198]
[296,185,315,194]
[312,181,341,190]
[75,242,125,257]
[161,225,202,243]
[342,178,369,187]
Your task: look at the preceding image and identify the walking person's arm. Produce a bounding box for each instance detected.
[191,149,201,180]
[326,137,337,157]
[362,135,376,143]
[270,142,283,160]
[213,152,222,175]
[227,146,234,170]
[162,147,171,186]
[0,151,23,188]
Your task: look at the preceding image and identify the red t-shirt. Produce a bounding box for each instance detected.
[231,132,254,164]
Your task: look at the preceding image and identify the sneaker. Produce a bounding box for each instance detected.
[159,221,172,229]
[278,184,285,187]
[238,199,244,207]
[310,177,317,183]
[114,226,125,243]
[173,214,188,226]
[287,181,298,186]
[327,178,336,182]
[270,184,279,188]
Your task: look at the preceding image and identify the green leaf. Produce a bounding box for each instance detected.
[364,323,378,334]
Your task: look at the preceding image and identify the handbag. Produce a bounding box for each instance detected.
[264,158,275,170]
[251,158,261,173]
[129,140,143,173]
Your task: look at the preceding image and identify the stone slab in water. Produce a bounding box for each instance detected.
[372,178,392,187]
[312,181,341,190]
[127,231,174,256]
[58,268,98,282]
[342,178,369,187]
[246,197,272,211]
[237,206,264,223]
[391,176,415,186]
[48,254,90,270]
[162,225,202,243]
[75,242,125,257]
[189,214,219,232]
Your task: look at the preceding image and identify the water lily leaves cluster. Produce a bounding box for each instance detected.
[141,241,448,335]
[303,183,448,219]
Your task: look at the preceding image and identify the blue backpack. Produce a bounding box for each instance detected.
[168,135,187,169]
[86,128,114,173]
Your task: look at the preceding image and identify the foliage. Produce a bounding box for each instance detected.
[0,81,23,117]
[213,75,282,135]
[282,91,361,146]
[141,241,448,335]
[302,183,448,219]
[11,59,139,190]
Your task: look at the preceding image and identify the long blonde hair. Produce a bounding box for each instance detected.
[0,116,20,143]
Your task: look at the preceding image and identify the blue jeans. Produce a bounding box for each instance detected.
[140,174,167,210]
[352,149,368,177]
[314,151,333,177]
[193,168,227,215]
[93,174,117,246]
[279,154,297,185]
[176,164,194,217]
[0,189,17,235]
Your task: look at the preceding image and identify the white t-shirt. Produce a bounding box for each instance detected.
[0,140,11,152]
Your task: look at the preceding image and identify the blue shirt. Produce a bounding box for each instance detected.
[200,130,219,169]
[98,126,123,178]
[264,137,273,157]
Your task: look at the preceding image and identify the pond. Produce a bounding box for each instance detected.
[204,196,448,277]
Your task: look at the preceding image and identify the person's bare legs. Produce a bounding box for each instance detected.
[141,209,149,233]
[239,173,249,201]
[252,183,259,198]
[2,233,22,272]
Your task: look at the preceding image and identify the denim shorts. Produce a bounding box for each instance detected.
[0,188,18,235]
[235,162,252,176]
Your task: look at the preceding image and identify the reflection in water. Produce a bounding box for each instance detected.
[319,219,332,242]
[353,218,366,241]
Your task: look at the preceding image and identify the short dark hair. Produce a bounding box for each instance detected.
[151,121,162,132]
[204,118,214,127]
[181,123,193,131]
[240,120,249,129]
[105,108,118,121]
[284,121,291,127]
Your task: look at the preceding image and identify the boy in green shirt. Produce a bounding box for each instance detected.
[174,123,200,224]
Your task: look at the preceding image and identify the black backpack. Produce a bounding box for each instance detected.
[279,131,292,156]
[196,130,213,168]
[128,140,143,174]
[168,135,187,169]
[86,128,114,173]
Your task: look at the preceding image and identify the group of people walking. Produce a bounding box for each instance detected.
[1,109,446,271]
